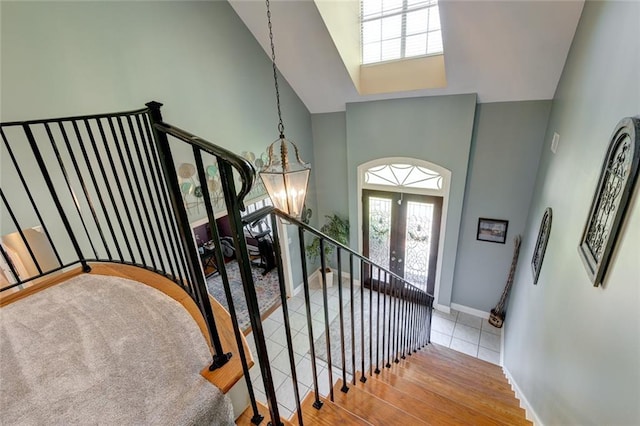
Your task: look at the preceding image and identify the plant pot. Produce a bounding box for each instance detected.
[321,267,334,288]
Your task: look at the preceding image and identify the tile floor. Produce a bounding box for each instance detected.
[430,308,502,365]
[245,282,502,419]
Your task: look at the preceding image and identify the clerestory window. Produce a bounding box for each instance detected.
[361,0,443,65]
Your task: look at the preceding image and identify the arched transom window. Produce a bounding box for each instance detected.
[364,163,443,190]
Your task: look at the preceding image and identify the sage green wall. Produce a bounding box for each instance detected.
[311,112,349,221]
[452,101,551,312]
[504,1,640,424]
[345,95,477,307]
[0,1,314,286]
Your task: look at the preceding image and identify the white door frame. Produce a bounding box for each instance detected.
[357,157,451,307]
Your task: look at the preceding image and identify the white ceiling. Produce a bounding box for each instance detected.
[229,0,584,114]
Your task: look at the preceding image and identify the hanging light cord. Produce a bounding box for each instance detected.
[266,0,285,139]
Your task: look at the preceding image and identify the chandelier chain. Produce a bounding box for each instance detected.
[266,0,285,138]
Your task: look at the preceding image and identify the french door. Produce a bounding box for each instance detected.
[363,189,442,293]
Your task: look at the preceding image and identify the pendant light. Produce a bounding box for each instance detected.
[259,0,311,219]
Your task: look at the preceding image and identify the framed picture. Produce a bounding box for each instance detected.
[578,117,640,287]
[531,208,552,285]
[477,218,509,244]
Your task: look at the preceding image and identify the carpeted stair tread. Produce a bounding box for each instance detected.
[291,391,372,425]
[330,378,430,425]
[354,371,507,426]
[376,368,530,425]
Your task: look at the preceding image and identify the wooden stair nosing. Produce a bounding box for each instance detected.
[291,391,373,425]
[409,346,510,383]
[396,357,518,404]
[416,343,506,379]
[330,378,430,425]
[353,371,508,426]
[376,368,530,425]
[236,400,294,426]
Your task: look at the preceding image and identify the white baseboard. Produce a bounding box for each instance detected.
[434,303,450,314]
[450,303,490,319]
[503,365,543,426]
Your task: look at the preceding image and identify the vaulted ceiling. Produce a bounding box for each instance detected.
[230,0,584,114]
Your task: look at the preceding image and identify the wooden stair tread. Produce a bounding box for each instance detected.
[417,343,506,380]
[236,400,294,426]
[377,368,530,425]
[291,391,372,425]
[355,371,507,426]
[330,378,429,425]
[409,346,509,384]
[397,357,517,402]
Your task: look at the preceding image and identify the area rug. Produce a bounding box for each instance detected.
[0,274,234,425]
[206,260,281,332]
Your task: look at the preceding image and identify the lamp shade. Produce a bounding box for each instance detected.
[260,137,310,219]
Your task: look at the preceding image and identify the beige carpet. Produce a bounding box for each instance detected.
[0,274,234,425]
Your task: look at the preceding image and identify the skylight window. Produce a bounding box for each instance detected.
[361,0,443,65]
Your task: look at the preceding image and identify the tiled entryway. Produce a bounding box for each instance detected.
[430,308,502,364]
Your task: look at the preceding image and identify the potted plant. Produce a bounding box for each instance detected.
[306,213,349,287]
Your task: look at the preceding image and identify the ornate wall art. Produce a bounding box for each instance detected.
[531,207,552,285]
[578,117,640,287]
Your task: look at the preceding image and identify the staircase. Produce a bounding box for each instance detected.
[239,342,530,425]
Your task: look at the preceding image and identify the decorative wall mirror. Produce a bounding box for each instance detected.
[578,117,640,287]
[531,207,552,285]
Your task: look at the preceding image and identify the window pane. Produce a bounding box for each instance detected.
[381,38,401,61]
[382,0,403,14]
[362,19,381,44]
[381,15,401,40]
[428,5,441,31]
[363,42,381,64]
[405,33,427,57]
[406,9,428,35]
[426,30,443,54]
[362,0,382,18]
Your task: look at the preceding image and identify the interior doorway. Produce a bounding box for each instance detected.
[363,189,442,293]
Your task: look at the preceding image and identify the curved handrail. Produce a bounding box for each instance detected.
[152,122,256,210]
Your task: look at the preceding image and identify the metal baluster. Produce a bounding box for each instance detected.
[0,127,63,267]
[382,271,390,369]
[337,248,349,392]
[374,266,381,374]
[368,263,373,377]
[111,117,150,266]
[22,124,89,273]
[385,275,393,369]
[393,278,401,363]
[271,213,303,424]
[43,122,98,259]
[319,239,334,402]
[359,260,366,383]
[69,120,114,261]
[132,114,171,275]
[349,253,356,385]
[0,189,43,275]
[140,110,186,286]
[96,118,138,263]
[298,228,323,410]
[124,115,164,270]
[57,121,106,259]
[401,283,408,359]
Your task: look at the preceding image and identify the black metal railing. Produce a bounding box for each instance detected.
[235,205,434,426]
[0,103,230,369]
[1,102,434,426]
